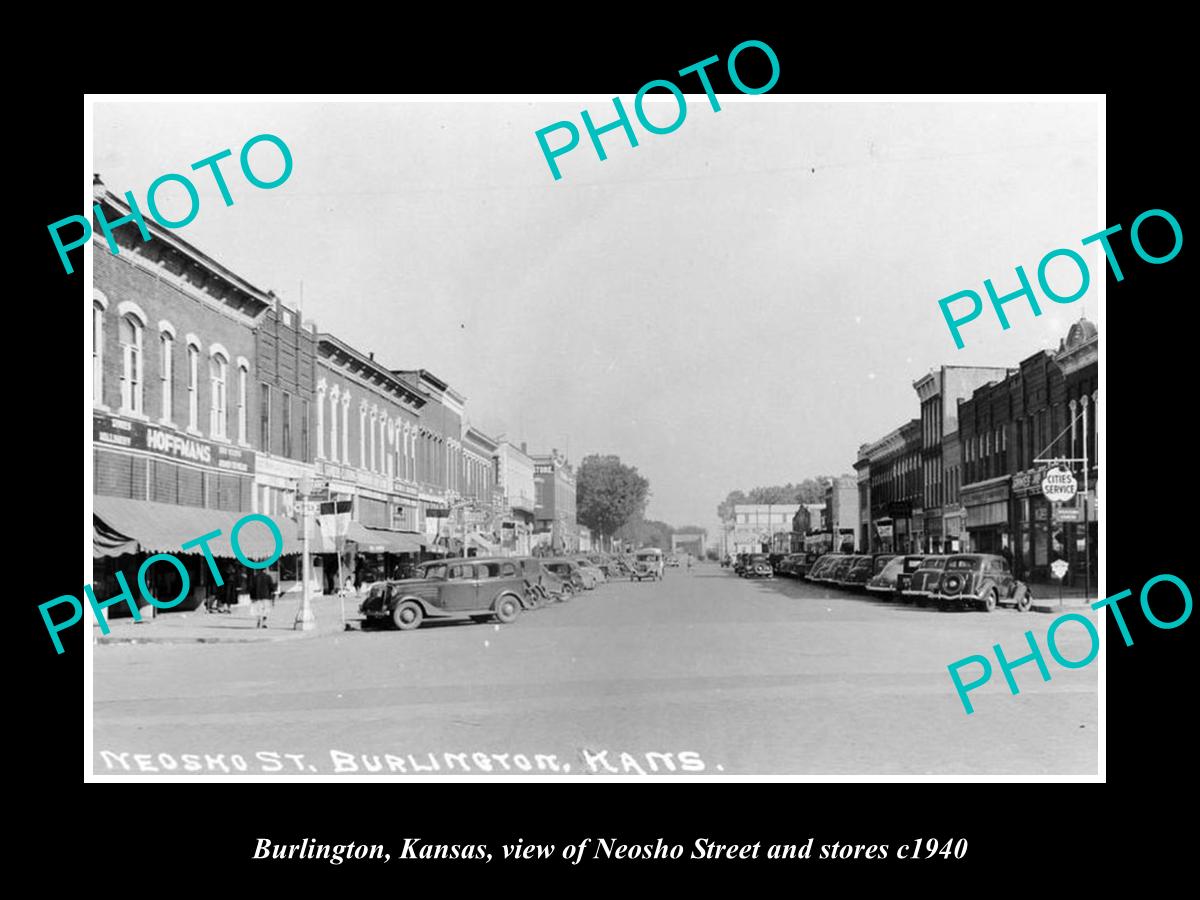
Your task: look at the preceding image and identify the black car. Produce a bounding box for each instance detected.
[741,553,773,578]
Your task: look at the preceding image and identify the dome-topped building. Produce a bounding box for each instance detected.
[1055,316,1098,375]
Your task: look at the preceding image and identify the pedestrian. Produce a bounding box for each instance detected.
[251,568,276,629]
[687,554,692,572]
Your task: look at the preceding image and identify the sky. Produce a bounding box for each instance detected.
[94,99,1099,539]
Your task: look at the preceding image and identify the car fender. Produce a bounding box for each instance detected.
[395,595,435,617]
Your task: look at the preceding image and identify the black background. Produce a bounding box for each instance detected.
[17,20,1191,888]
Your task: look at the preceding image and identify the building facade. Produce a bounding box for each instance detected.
[728,504,801,554]
[912,366,1013,553]
[495,441,537,555]
[533,450,578,552]
[92,181,277,614]
[859,421,922,553]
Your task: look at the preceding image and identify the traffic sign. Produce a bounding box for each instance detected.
[1050,559,1069,580]
[1042,466,1078,502]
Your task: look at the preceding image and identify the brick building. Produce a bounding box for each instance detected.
[495,441,537,555]
[393,369,466,548]
[859,420,921,552]
[92,181,278,613]
[533,450,578,552]
[958,319,1098,588]
[313,336,430,588]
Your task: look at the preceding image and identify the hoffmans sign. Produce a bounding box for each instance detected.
[93,412,255,473]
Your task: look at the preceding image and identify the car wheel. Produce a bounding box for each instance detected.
[1016,588,1032,612]
[983,588,998,613]
[494,594,521,624]
[392,600,423,631]
[560,584,574,601]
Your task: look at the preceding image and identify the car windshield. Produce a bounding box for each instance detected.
[904,557,926,572]
[879,558,905,577]
[947,558,982,570]
[750,555,768,563]
[873,556,896,574]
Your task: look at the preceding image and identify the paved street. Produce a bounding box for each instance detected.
[93,563,1098,776]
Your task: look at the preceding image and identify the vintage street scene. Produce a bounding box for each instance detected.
[88,100,1099,776]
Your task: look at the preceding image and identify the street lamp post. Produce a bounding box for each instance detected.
[294,474,316,631]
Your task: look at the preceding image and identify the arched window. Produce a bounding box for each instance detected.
[329,386,340,463]
[341,391,351,462]
[237,360,249,444]
[92,293,107,406]
[359,401,368,469]
[118,313,144,414]
[315,380,326,459]
[186,340,201,431]
[159,324,176,424]
[209,352,228,438]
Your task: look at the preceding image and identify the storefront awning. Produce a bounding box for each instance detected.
[93,496,288,560]
[346,524,426,554]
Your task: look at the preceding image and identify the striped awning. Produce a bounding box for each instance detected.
[93,496,287,560]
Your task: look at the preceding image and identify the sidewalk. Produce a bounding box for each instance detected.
[1026,581,1097,614]
[94,590,364,645]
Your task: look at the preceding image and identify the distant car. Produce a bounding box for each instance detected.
[931,553,1033,612]
[573,557,607,584]
[543,559,593,591]
[741,553,773,579]
[358,557,525,630]
[733,553,750,576]
[835,554,881,589]
[867,555,926,599]
[900,555,950,603]
[666,555,681,568]
[631,549,664,581]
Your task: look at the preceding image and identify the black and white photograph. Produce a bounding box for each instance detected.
[80,94,1104,779]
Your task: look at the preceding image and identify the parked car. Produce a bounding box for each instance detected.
[775,553,806,577]
[741,553,773,579]
[866,555,926,599]
[666,555,681,568]
[514,556,573,605]
[631,548,664,581]
[900,555,950,603]
[358,557,525,630]
[573,557,607,584]
[721,555,732,568]
[805,553,844,582]
[930,553,1033,612]
[542,559,592,591]
[838,554,887,589]
[825,556,858,585]
[732,553,750,576]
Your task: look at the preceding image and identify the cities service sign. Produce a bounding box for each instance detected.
[1041,466,1078,503]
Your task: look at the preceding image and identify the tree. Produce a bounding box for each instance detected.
[615,514,674,550]
[576,454,651,547]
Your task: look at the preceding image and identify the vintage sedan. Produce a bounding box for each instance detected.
[805,553,844,582]
[930,553,1033,612]
[358,557,526,630]
[775,553,807,577]
[900,555,950,603]
[543,559,594,590]
[837,554,891,590]
[573,557,607,584]
[741,553,774,579]
[866,554,926,599]
[824,555,858,585]
[514,556,574,605]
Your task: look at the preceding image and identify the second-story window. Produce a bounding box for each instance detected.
[187,343,200,431]
[119,313,144,415]
[159,331,174,423]
[92,299,105,405]
[260,383,272,451]
[209,353,228,438]
[282,391,292,457]
[237,363,249,444]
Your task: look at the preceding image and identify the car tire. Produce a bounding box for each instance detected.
[1016,588,1032,612]
[392,600,423,631]
[560,584,574,602]
[983,588,998,613]
[494,593,521,624]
